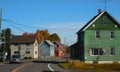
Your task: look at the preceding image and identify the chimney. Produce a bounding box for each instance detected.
[98,9,102,14]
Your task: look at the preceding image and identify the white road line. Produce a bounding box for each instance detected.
[48,63,54,72]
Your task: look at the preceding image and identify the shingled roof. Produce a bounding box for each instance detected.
[11,36,37,44]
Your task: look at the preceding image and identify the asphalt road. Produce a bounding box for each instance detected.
[0,57,77,72]
[17,57,70,72]
[0,62,23,72]
[1,58,118,72]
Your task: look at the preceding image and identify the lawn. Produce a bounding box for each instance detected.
[60,60,120,72]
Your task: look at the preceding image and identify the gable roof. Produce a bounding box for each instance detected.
[40,40,54,46]
[45,40,54,46]
[11,36,37,44]
[77,10,120,34]
[53,41,62,46]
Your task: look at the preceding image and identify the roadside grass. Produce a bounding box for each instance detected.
[59,60,120,72]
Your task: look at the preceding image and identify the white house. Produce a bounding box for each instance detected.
[10,36,38,59]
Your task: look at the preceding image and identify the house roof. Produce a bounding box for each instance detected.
[11,36,37,44]
[77,10,120,34]
[53,41,62,46]
[44,40,54,46]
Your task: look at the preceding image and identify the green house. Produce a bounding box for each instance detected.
[71,10,120,63]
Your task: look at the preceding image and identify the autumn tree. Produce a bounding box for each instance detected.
[22,30,61,43]
[37,30,46,43]
[50,33,61,42]
[23,32,29,36]
[42,30,50,40]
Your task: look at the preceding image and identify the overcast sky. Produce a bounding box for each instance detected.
[0,0,120,45]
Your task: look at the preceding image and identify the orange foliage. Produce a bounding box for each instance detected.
[23,32,29,36]
[22,30,60,43]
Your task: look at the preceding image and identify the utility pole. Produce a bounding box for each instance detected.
[0,8,4,61]
[100,0,110,11]
[104,0,107,10]
[0,8,2,42]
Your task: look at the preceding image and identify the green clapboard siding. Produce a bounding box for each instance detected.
[87,14,120,30]
[84,30,120,61]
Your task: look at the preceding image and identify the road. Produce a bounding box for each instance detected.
[0,57,79,72]
[0,62,23,72]
[17,57,70,72]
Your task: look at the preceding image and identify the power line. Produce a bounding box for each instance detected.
[2,19,79,31]
[99,0,110,11]
[3,20,27,32]
[10,23,26,32]
[2,19,39,29]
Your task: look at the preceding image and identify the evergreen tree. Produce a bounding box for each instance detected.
[1,28,11,60]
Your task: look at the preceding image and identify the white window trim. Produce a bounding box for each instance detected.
[109,31,115,40]
[95,31,100,39]
[109,47,115,56]
[90,48,105,56]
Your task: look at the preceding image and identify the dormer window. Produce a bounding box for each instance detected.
[103,15,107,24]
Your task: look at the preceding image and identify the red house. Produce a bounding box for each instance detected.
[53,41,64,57]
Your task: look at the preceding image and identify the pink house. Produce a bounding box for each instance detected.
[53,41,64,57]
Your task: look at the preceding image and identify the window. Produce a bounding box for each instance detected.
[26,44,30,46]
[18,45,21,51]
[35,51,37,54]
[14,51,19,54]
[26,51,30,54]
[90,48,104,56]
[34,43,38,46]
[95,31,100,39]
[110,31,115,38]
[103,15,107,24]
[110,47,115,55]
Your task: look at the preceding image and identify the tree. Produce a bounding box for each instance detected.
[50,33,61,42]
[43,30,50,40]
[1,28,11,60]
[22,30,61,43]
[5,28,11,52]
[23,32,29,36]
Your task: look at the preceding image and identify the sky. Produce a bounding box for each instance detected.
[0,0,120,45]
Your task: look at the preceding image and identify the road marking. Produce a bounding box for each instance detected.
[48,63,54,72]
[11,63,30,72]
